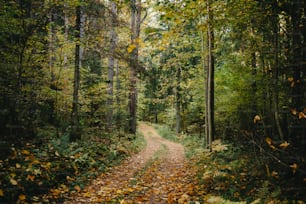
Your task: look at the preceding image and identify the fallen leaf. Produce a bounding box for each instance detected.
[288,77,294,82]
[55,151,60,156]
[26,174,35,181]
[265,137,272,145]
[290,163,298,174]
[21,149,30,155]
[74,185,81,192]
[83,191,91,198]
[10,178,18,185]
[0,189,3,197]
[298,112,306,119]
[279,141,290,149]
[271,171,279,178]
[253,115,261,124]
[51,189,60,198]
[16,163,21,168]
[291,109,297,115]
[18,194,26,201]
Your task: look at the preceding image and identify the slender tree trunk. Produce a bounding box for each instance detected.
[206,0,215,151]
[128,0,141,134]
[107,1,117,131]
[71,3,83,141]
[199,19,208,146]
[291,1,303,110]
[271,14,284,140]
[175,67,181,134]
[64,2,69,68]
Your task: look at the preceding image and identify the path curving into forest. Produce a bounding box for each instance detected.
[64,122,200,203]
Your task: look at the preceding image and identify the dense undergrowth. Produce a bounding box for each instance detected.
[154,123,306,203]
[0,129,145,203]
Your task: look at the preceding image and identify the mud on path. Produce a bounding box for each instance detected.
[64,122,199,203]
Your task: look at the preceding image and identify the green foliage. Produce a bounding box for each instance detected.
[0,130,145,203]
[153,123,180,143]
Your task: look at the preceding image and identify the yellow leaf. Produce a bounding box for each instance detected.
[279,141,290,149]
[16,163,21,168]
[83,191,91,198]
[269,144,276,150]
[127,44,136,53]
[253,115,261,124]
[21,149,30,155]
[10,178,18,185]
[18,194,26,201]
[0,189,4,197]
[265,137,272,145]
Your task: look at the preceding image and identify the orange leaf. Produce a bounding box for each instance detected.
[271,171,279,178]
[74,185,81,192]
[298,112,306,119]
[290,163,298,174]
[0,189,3,197]
[51,189,60,198]
[269,145,276,150]
[291,108,297,115]
[18,194,26,201]
[26,174,35,182]
[265,137,272,145]
[21,149,30,155]
[279,141,290,149]
[288,77,294,82]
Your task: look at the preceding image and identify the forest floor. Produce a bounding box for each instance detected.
[63,122,204,203]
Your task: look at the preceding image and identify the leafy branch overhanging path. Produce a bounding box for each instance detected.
[64,123,201,203]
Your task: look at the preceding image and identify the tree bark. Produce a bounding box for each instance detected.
[107,1,117,131]
[71,3,83,141]
[128,0,141,134]
[271,13,284,140]
[175,67,181,134]
[206,0,215,151]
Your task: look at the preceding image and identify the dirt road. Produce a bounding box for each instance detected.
[64,122,198,203]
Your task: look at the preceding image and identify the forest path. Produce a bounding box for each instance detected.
[64,122,200,203]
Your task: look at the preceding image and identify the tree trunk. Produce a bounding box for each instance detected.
[107,1,117,131]
[175,67,181,134]
[271,13,284,140]
[206,0,215,151]
[128,0,141,134]
[199,18,208,146]
[71,3,83,141]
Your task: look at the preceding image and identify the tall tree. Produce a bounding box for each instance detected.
[205,0,215,151]
[71,1,84,141]
[107,1,118,130]
[128,0,142,134]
